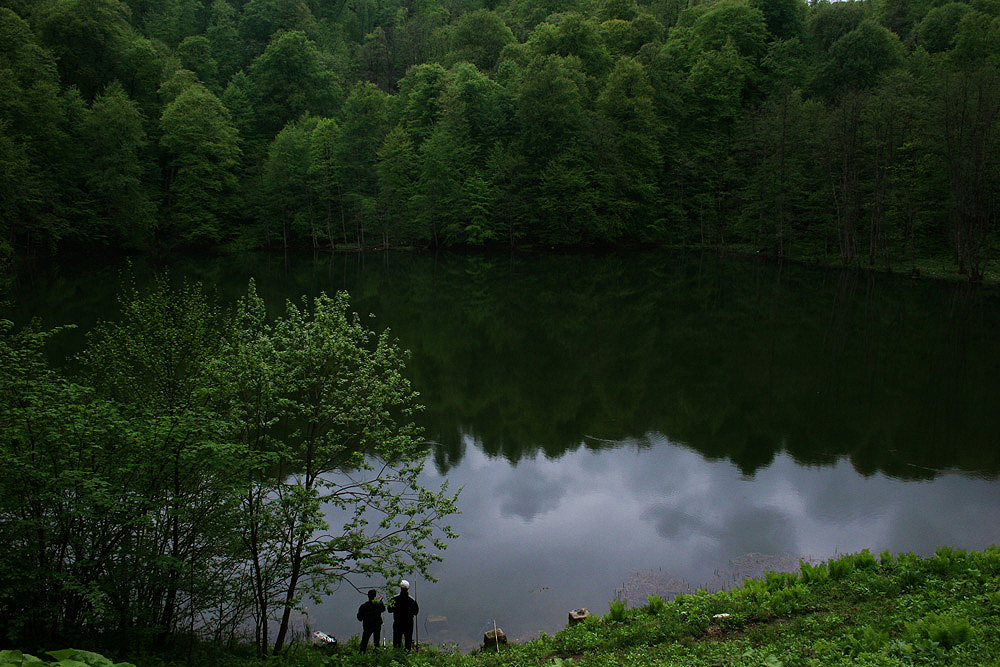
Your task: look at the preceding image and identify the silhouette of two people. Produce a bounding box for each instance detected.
[357,579,419,652]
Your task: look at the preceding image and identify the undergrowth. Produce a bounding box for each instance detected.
[26,547,1000,667]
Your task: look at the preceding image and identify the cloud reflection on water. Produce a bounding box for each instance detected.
[313,433,1000,649]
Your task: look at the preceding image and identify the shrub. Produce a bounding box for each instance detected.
[764,570,798,592]
[905,613,972,649]
[768,584,810,616]
[829,556,854,580]
[799,560,828,585]
[930,546,968,575]
[847,626,889,656]
[645,594,665,615]
[0,650,137,667]
[607,599,627,623]
[850,549,877,570]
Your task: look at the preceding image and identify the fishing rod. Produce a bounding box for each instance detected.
[413,578,419,648]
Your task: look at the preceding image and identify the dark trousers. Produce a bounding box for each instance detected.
[360,623,381,652]
[392,621,414,650]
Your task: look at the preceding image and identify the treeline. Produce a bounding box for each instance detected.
[1,0,998,275]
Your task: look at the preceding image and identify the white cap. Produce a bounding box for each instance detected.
[400,579,410,589]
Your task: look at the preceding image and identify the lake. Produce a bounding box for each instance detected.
[6,249,1000,649]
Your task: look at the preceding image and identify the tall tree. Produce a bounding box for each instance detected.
[262,116,317,247]
[159,83,242,246]
[308,117,347,247]
[376,124,418,245]
[593,57,660,239]
[336,81,390,247]
[247,30,339,144]
[81,81,154,247]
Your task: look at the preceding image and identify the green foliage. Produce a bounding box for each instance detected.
[828,555,855,580]
[645,594,665,614]
[0,0,997,275]
[904,613,972,649]
[607,598,627,622]
[0,279,457,654]
[159,83,241,245]
[799,561,830,584]
[0,649,134,667]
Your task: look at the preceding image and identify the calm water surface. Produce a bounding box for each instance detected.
[7,250,1000,648]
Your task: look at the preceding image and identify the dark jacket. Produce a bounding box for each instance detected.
[357,599,386,627]
[389,591,418,624]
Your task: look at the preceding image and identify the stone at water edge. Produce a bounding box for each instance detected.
[568,608,591,625]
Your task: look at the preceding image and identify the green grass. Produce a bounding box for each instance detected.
[121,547,1000,666]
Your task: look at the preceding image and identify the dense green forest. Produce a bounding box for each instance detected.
[1,0,999,275]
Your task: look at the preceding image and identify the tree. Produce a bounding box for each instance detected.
[446,9,516,72]
[526,11,614,78]
[514,54,596,242]
[812,20,904,99]
[915,3,973,53]
[397,63,449,146]
[0,320,135,648]
[336,82,391,247]
[238,0,317,60]
[308,117,347,247]
[931,63,1000,279]
[376,124,418,245]
[410,124,468,246]
[247,30,339,143]
[262,116,317,247]
[750,0,805,41]
[159,83,242,246]
[176,35,220,91]
[35,0,134,100]
[81,82,154,247]
[218,285,459,655]
[1,280,459,655]
[593,57,660,238]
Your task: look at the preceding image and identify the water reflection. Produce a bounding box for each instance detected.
[7,250,1000,648]
[313,434,1000,648]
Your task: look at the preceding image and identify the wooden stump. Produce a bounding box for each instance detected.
[568,608,591,625]
[483,628,507,650]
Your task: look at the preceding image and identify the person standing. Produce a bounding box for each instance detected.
[389,579,419,650]
[357,589,385,652]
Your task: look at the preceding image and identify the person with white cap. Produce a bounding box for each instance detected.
[388,579,419,650]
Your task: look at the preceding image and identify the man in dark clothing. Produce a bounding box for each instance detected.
[357,589,385,652]
[389,579,419,650]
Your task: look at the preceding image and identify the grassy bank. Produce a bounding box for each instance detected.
[10,547,999,667]
[218,547,1000,667]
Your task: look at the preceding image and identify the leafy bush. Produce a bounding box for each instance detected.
[645,594,665,614]
[828,556,854,580]
[799,560,828,585]
[930,546,968,575]
[846,626,889,656]
[768,584,810,616]
[764,570,798,592]
[607,599,627,623]
[0,649,136,667]
[850,549,878,570]
[905,613,972,649]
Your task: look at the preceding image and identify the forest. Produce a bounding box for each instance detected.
[0,0,998,277]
